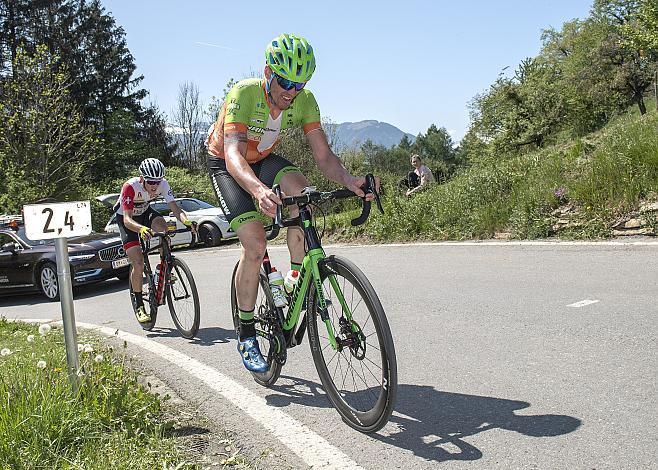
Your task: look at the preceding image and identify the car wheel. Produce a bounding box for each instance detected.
[199,223,222,247]
[38,262,59,301]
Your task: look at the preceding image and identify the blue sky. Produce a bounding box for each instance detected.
[103,0,593,142]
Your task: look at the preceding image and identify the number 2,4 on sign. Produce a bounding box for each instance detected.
[23,201,92,241]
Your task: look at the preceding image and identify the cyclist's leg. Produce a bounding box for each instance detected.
[209,157,268,372]
[149,214,167,233]
[117,213,150,322]
[256,153,306,267]
[143,208,167,257]
[116,213,144,293]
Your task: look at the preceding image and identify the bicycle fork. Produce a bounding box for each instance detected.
[285,250,357,351]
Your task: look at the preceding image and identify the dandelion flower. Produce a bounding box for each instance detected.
[94,354,104,363]
[27,335,35,343]
[37,360,47,369]
[1,348,11,356]
[39,324,52,336]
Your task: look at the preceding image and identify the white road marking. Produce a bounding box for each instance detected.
[196,239,658,256]
[14,319,363,470]
[567,299,600,308]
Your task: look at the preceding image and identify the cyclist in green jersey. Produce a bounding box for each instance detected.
[206,33,378,373]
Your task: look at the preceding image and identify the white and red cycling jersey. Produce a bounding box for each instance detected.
[117,176,175,216]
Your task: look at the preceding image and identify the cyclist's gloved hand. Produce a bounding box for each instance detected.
[139,226,153,240]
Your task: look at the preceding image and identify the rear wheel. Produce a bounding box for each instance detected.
[166,257,200,339]
[230,261,283,386]
[307,255,397,433]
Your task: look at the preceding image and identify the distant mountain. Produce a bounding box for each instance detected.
[166,119,415,154]
[326,120,416,152]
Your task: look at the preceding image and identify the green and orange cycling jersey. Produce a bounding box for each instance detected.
[206,78,322,164]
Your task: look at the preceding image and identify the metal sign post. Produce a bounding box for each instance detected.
[23,201,93,393]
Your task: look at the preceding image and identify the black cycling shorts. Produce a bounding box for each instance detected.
[116,207,162,250]
[208,153,300,231]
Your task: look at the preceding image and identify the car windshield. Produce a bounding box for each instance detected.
[16,227,54,246]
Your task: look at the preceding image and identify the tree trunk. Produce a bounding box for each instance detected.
[634,92,646,115]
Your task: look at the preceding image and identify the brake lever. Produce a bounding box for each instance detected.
[366,174,384,215]
[265,185,283,241]
[273,185,283,227]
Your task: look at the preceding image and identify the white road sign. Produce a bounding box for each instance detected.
[23,201,92,240]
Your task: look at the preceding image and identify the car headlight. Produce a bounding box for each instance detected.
[69,254,95,261]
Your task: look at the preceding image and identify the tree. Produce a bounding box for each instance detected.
[172,81,204,169]
[0,46,102,212]
[590,0,656,114]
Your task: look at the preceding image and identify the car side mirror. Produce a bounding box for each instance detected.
[1,242,19,253]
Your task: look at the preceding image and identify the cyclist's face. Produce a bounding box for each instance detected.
[266,67,300,111]
[142,177,161,194]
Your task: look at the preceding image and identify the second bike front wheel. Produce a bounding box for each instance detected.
[230,261,283,386]
[166,257,200,339]
[307,255,397,433]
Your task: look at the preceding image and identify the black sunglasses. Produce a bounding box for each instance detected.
[273,72,306,92]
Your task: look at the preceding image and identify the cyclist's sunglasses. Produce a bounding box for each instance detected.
[145,179,161,186]
[273,72,306,92]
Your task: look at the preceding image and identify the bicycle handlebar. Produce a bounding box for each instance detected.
[140,226,196,250]
[265,173,383,241]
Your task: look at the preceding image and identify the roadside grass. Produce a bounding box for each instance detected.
[0,319,194,469]
[324,111,658,241]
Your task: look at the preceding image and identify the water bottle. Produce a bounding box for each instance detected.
[283,269,300,294]
[268,268,287,308]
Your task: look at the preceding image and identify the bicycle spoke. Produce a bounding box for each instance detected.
[363,355,383,373]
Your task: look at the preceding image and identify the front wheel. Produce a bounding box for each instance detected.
[230,261,283,386]
[38,262,59,301]
[166,257,200,339]
[307,255,397,433]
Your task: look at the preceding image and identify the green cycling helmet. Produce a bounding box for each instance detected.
[265,34,316,83]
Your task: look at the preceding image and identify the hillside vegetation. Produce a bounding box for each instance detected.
[325,107,658,241]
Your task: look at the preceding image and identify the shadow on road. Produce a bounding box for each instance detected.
[145,325,234,345]
[0,277,127,307]
[375,384,582,462]
[263,377,581,463]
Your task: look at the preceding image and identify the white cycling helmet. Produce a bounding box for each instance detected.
[139,158,165,180]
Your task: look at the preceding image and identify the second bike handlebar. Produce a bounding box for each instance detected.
[265,174,383,241]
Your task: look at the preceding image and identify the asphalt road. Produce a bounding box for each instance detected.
[2,241,657,469]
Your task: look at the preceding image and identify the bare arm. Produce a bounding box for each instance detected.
[406,169,432,196]
[167,201,187,223]
[307,129,377,198]
[122,209,145,233]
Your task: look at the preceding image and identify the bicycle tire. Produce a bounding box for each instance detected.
[307,255,397,433]
[230,261,283,386]
[129,266,158,331]
[166,257,200,339]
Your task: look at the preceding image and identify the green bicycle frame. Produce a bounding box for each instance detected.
[279,209,355,351]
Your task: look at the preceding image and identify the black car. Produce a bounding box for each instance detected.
[0,216,130,301]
